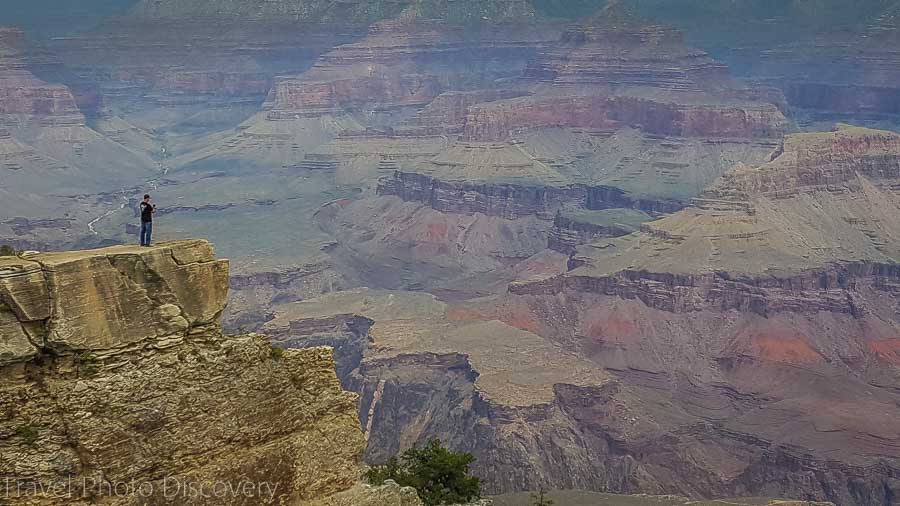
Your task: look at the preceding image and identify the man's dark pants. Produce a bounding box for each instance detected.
[140,221,153,247]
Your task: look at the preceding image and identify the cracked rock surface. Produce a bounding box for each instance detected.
[0,240,365,505]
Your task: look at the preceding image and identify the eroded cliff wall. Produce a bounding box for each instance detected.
[0,240,365,505]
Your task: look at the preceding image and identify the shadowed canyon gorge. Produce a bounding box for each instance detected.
[2,0,900,504]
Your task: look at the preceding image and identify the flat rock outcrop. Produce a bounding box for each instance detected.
[0,240,365,505]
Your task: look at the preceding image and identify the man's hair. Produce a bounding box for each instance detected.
[143,194,150,200]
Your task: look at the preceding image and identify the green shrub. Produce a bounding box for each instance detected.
[15,424,39,446]
[0,245,17,257]
[365,439,481,506]
[269,345,285,360]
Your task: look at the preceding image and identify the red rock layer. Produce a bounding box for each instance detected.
[511,262,900,317]
[451,14,787,142]
[462,94,787,141]
[267,73,442,117]
[0,27,84,126]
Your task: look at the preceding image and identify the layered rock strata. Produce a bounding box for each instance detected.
[0,27,84,127]
[377,169,684,220]
[547,209,651,254]
[263,18,559,120]
[461,93,787,142]
[536,125,900,292]
[522,19,732,91]
[456,9,788,142]
[0,240,365,505]
[353,12,786,272]
[297,126,900,505]
[262,287,900,505]
[43,18,355,120]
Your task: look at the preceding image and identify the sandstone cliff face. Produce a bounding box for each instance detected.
[547,210,650,254]
[0,241,365,505]
[511,261,900,317]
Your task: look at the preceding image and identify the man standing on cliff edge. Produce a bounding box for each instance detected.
[139,194,156,247]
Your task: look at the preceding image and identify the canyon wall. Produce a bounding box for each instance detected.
[461,94,787,142]
[263,19,559,120]
[296,126,900,505]
[0,241,365,505]
[511,262,900,316]
[264,289,900,505]
[547,211,648,254]
[523,19,731,91]
[0,27,83,126]
[708,127,900,197]
[377,170,685,220]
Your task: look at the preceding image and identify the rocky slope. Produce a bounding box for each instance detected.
[0,27,83,127]
[0,240,366,505]
[320,9,786,286]
[274,127,900,506]
[550,125,900,282]
[263,285,900,505]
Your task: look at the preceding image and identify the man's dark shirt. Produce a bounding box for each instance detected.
[140,202,153,223]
